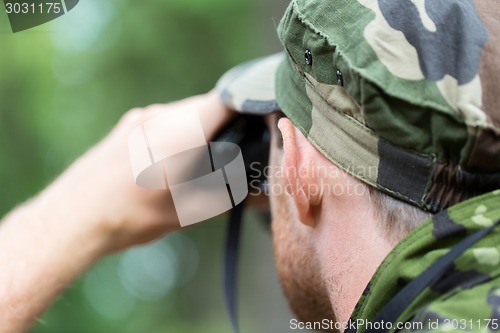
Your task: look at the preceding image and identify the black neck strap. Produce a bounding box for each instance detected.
[224,201,245,333]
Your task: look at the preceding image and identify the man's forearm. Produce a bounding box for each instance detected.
[0,196,106,333]
[0,91,233,332]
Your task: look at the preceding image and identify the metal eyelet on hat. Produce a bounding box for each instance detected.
[305,49,313,66]
[336,69,344,86]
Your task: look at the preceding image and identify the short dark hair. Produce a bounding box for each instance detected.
[369,186,432,245]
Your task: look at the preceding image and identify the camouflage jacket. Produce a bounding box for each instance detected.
[349,190,500,333]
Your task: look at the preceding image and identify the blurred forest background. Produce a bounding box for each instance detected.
[0,0,309,332]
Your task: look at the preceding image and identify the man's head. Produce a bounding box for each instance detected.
[217,0,500,327]
[266,112,431,325]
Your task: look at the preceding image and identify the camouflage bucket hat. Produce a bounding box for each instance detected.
[217,0,500,213]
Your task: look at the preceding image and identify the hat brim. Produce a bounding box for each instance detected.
[215,53,284,115]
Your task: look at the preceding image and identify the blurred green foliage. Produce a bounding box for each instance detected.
[0,0,306,332]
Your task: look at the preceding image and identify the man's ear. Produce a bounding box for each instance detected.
[278,118,321,228]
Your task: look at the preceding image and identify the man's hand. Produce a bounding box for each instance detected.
[0,91,233,333]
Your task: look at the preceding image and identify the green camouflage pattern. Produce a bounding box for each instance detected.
[275,0,500,212]
[350,190,500,332]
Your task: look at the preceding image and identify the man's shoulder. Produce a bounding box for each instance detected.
[401,277,500,332]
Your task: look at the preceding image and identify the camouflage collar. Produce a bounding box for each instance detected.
[350,190,500,332]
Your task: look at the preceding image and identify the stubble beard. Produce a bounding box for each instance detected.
[271,192,339,332]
